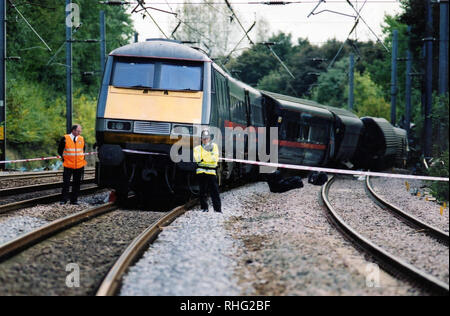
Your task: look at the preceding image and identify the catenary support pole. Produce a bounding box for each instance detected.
[348,53,354,111]
[424,0,433,158]
[390,29,398,126]
[439,0,448,95]
[0,0,6,170]
[100,11,106,73]
[405,27,412,138]
[66,0,73,134]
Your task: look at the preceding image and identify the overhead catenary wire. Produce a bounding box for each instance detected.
[203,0,233,20]
[46,23,83,66]
[100,1,402,4]
[223,20,256,63]
[8,0,52,51]
[265,44,295,79]
[222,0,296,79]
[307,0,389,53]
[325,0,370,69]
[132,0,170,38]
[344,0,388,51]
[108,0,223,52]
[327,19,359,69]
[224,0,254,45]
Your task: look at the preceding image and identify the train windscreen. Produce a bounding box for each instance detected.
[112,60,155,88]
[111,58,203,91]
[160,64,203,91]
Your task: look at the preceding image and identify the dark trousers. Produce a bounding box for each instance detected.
[198,173,221,212]
[62,167,84,203]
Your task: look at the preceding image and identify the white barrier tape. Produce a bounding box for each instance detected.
[220,157,449,182]
[0,152,98,164]
[4,151,446,182]
[122,149,168,156]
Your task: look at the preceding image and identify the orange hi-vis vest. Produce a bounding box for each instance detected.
[63,134,87,169]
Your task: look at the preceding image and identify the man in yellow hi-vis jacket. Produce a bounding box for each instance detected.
[193,129,222,213]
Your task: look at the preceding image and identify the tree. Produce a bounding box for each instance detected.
[354,72,390,120]
[7,0,134,95]
[173,1,238,57]
[5,0,134,164]
[227,43,277,86]
[312,59,348,108]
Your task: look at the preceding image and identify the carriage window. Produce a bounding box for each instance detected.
[310,124,328,143]
[112,60,155,88]
[286,121,300,141]
[300,124,310,141]
[160,64,203,91]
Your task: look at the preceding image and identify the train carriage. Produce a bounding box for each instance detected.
[261,91,334,166]
[95,39,407,200]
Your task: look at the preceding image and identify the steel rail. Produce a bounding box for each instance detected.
[0,168,95,181]
[96,198,198,296]
[0,201,118,262]
[0,184,99,215]
[1,168,95,179]
[0,178,96,197]
[321,176,449,296]
[366,176,449,244]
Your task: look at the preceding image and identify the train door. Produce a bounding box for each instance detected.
[245,90,251,127]
[284,115,305,164]
[213,70,230,133]
[244,90,252,159]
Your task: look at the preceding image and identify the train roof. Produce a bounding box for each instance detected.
[261,90,359,119]
[261,91,333,119]
[110,39,211,63]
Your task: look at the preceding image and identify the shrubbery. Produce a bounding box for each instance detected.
[6,79,96,169]
[428,150,449,202]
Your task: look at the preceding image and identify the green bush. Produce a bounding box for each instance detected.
[6,80,96,170]
[428,150,449,202]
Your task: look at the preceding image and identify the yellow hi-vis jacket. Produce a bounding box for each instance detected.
[63,134,87,169]
[193,143,219,175]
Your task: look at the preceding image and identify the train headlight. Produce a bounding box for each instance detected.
[107,120,132,131]
[172,125,195,135]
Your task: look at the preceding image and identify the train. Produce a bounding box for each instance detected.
[95,39,408,201]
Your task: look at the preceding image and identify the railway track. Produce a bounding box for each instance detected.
[0,184,100,215]
[96,199,198,296]
[0,201,118,261]
[0,195,197,295]
[0,178,96,197]
[322,176,449,296]
[366,176,449,244]
[0,168,95,181]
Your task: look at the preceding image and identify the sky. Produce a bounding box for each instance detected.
[129,1,403,49]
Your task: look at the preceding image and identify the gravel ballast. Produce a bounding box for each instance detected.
[0,216,49,244]
[328,177,449,285]
[0,209,164,296]
[120,181,422,296]
[0,183,98,206]
[0,191,111,245]
[370,177,449,233]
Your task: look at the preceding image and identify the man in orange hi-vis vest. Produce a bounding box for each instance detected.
[58,124,87,205]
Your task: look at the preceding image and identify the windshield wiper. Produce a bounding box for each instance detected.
[175,88,199,92]
[129,85,153,89]
[112,85,153,89]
